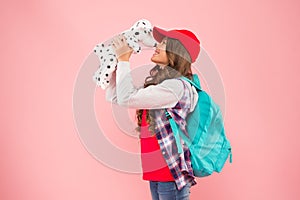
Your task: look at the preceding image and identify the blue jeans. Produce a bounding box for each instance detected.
[149,181,191,200]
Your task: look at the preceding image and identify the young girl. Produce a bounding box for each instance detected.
[108,26,200,200]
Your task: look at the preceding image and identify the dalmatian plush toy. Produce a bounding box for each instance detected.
[93,19,157,89]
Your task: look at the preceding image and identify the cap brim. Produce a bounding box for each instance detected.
[153,26,169,43]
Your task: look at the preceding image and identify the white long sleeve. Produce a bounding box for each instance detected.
[115,61,185,109]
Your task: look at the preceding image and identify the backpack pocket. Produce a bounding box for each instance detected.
[189,144,214,177]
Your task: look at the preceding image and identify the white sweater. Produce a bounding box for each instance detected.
[105,61,198,111]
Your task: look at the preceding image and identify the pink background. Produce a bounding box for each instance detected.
[1,0,300,199]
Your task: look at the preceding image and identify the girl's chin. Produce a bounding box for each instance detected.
[151,54,169,65]
[151,55,161,63]
[150,56,157,63]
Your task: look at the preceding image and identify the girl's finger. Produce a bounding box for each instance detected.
[112,37,120,47]
[120,35,127,45]
[117,35,124,44]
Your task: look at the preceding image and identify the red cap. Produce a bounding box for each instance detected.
[153,26,200,63]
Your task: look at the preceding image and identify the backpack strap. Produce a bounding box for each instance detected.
[164,74,201,153]
[165,109,192,154]
[165,110,183,154]
[179,74,202,91]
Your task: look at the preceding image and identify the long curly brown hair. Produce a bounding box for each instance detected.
[135,37,193,134]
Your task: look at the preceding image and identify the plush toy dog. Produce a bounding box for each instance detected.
[93,19,157,89]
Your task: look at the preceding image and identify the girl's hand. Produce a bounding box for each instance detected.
[112,35,133,62]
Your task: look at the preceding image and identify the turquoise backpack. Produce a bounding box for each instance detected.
[165,74,232,177]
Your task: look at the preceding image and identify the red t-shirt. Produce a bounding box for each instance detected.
[140,109,174,181]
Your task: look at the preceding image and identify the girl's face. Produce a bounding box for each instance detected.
[151,37,169,67]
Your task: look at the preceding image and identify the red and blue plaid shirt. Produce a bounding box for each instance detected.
[153,79,197,190]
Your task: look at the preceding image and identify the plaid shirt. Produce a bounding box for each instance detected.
[153,79,197,190]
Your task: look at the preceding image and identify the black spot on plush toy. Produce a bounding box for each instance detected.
[93,19,157,89]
